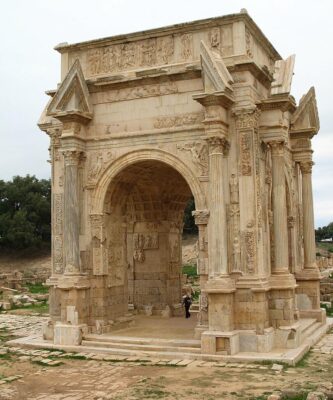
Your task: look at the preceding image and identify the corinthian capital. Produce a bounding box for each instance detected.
[63,150,85,166]
[300,161,314,174]
[206,135,230,156]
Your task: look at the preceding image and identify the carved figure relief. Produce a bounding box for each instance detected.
[133,232,158,263]
[245,27,253,58]
[169,235,180,262]
[87,151,114,184]
[180,33,193,60]
[87,35,175,76]
[153,112,204,129]
[157,36,174,63]
[232,237,241,273]
[229,172,239,204]
[209,27,220,49]
[176,141,208,175]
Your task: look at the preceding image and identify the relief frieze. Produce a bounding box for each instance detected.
[87,35,175,76]
[154,112,204,129]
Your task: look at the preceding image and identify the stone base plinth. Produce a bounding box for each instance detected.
[238,328,275,353]
[201,330,239,355]
[299,309,326,323]
[54,322,87,346]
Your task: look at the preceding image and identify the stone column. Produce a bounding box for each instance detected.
[206,136,230,278]
[270,140,289,275]
[299,161,316,270]
[63,150,83,275]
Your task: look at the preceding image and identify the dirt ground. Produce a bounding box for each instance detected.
[0,313,333,400]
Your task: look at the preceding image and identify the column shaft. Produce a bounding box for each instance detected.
[63,150,82,274]
[300,162,316,269]
[207,137,229,277]
[270,141,289,273]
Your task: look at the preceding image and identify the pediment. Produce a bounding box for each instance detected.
[200,41,233,93]
[47,59,92,123]
[271,54,295,95]
[291,87,320,135]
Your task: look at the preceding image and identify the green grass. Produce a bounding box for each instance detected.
[321,303,333,317]
[295,351,311,368]
[12,301,49,314]
[26,283,49,294]
[0,352,11,360]
[182,264,198,277]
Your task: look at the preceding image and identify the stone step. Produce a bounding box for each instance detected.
[301,322,322,343]
[81,339,202,354]
[84,334,201,348]
[299,318,317,333]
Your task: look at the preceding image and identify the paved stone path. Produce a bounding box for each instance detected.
[0,313,47,337]
[312,333,333,354]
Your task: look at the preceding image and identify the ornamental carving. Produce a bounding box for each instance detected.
[245,27,253,58]
[235,110,260,130]
[153,112,204,129]
[244,228,256,274]
[54,235,63,274]
[54,194,63,235]
[240,132,252,175]
[177,141,208,175]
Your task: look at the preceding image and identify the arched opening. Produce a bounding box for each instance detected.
[98,159,200,334]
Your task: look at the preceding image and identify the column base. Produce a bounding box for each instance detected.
[296,268,322,317]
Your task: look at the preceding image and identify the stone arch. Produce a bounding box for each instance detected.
[91,148,206,215]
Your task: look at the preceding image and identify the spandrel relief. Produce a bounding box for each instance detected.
[177,141,208,176]
[87,151,114,185]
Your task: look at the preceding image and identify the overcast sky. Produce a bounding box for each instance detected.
[0,0,332,227]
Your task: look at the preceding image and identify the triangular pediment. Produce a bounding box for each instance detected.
[271,54,295,95]
[200,41,233,93]
[47,59,92,122]
[291,87,320,135]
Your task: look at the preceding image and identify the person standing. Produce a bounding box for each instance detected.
[182,294,192,318]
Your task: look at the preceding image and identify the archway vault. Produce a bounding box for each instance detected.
[91,148,207,215]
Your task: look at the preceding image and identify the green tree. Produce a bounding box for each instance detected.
[0,175,51,249]
[183,197,198,234]
[315,222,333,242]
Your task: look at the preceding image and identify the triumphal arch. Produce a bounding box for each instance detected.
[39,10,327,357]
